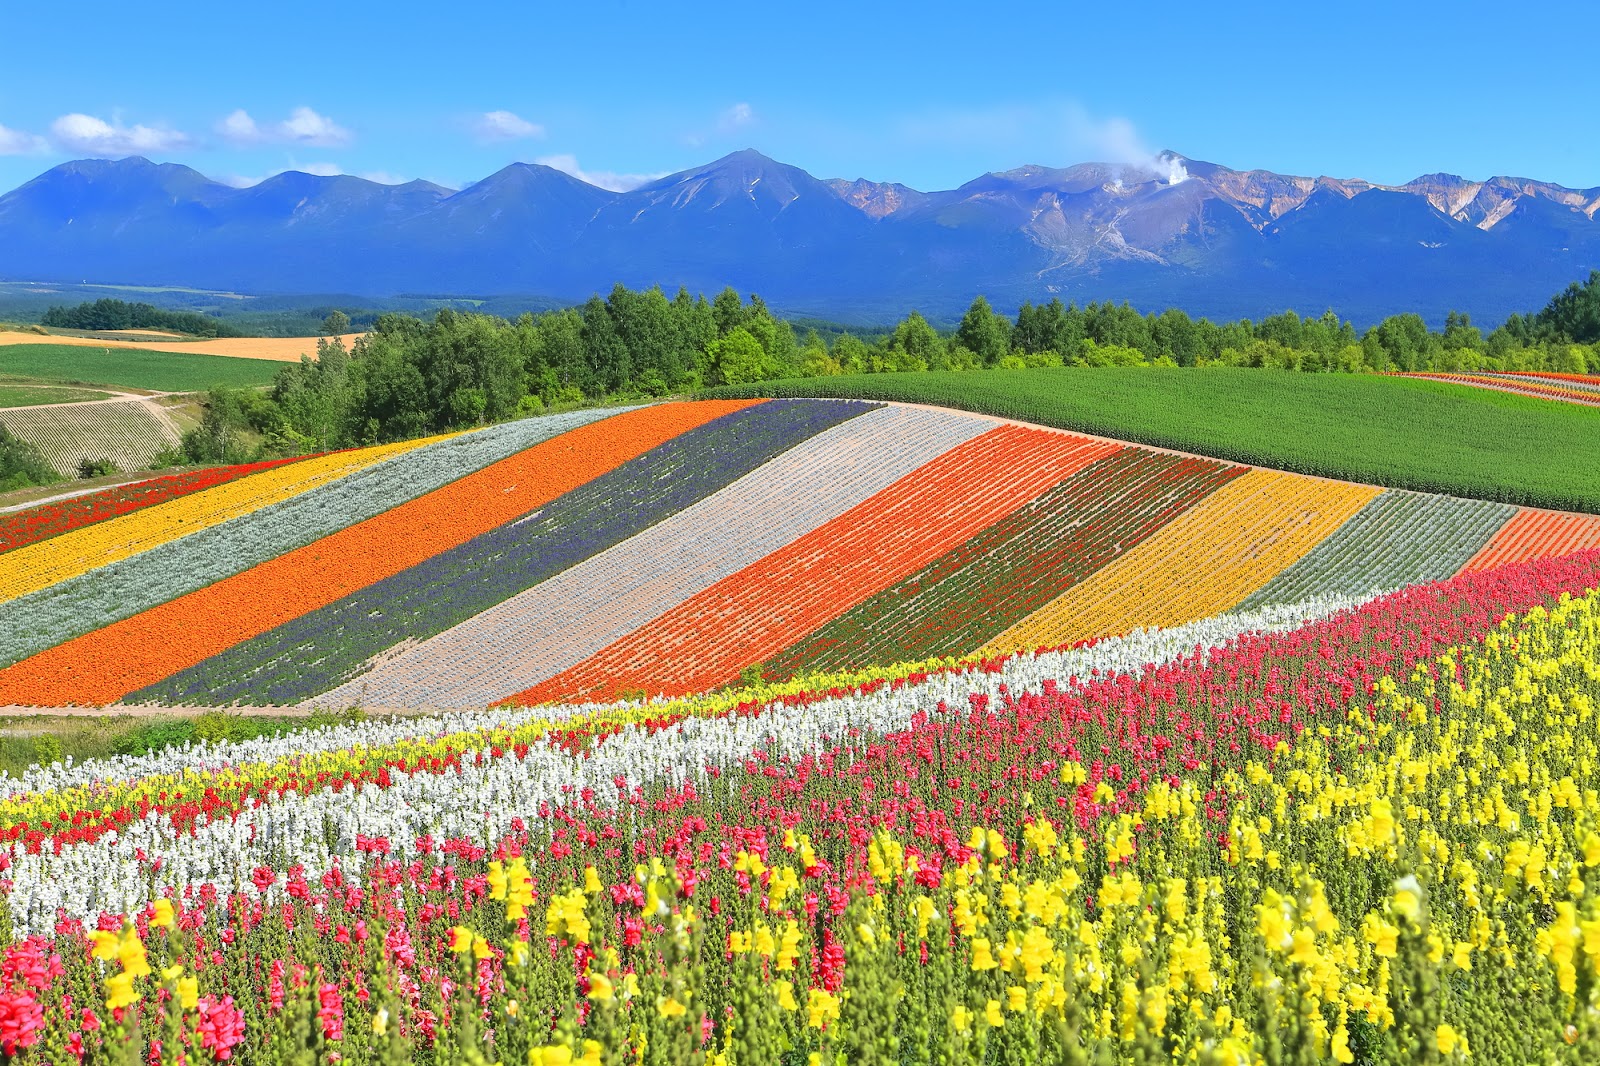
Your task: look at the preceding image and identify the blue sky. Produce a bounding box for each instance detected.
[0,1,1594,194]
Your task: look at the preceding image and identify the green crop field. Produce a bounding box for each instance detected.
[0,400,181,476]
[702,368,1600,513]
[0,344,282,392]
[0,384,113,407]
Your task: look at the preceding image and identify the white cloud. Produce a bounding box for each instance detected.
[216,107,350,147]
[296,161,344,177]
[717,102,754,132]
[281,107,350,147]
[534,153,666,192]
[360,170,410,185]
[1061,104,1188,183]
[686,102,757,147]
[474,110,543,142]
[0,123,48,155]
[216,109,260,143]
[49,113,191,155]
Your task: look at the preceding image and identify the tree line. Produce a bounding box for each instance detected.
[40,298,246,338]
[173,273,1600,465]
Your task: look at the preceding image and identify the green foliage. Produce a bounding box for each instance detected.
[75,456,119,479]
[39,297,245,337]
[321,309,352,337]
[701,367,1600,513]
[121,272,1600,474]
[955,295,1011,366]
[0,422,59,492]
[30,734,62,766]
[707,327,771,386]
[1519,269,1600,345]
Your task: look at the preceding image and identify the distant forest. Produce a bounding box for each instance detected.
[39,298,247,338]
[172,271,1600,465]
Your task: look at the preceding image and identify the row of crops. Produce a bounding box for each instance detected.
[0,400,179,477]
[0,398,1597,711]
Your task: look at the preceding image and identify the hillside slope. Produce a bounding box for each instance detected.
[0,398,1594,710]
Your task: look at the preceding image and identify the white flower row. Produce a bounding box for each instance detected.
[314,404,991,709]
[1,586,1387,932]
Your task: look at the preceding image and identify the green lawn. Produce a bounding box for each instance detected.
[0,344,282,392]
[0,384,112,407]
[701,368,1600,513]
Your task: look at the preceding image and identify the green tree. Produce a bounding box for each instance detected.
[0,424,58,491]
[711,287,746,336]
[707,327,771,385]
[580,296,630,395]
[1528,270,1600,343]
[322,309,351,337]
[609,284,687,393]
[887,311,944,371]
[833,333,869,375]
[183,385,265,463]
[955,295,1011,365]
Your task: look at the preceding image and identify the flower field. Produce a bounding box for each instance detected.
[0,396,1599,1062]
[0,455,309,555]
[0,540,1597,1062]
[1399,372,1600,407]
[1,397,1598,711]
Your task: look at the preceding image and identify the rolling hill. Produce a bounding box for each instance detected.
[0,152,1596,324]
[0,397,1594,710]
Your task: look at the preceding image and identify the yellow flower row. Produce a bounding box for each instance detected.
[984,468,1378,654]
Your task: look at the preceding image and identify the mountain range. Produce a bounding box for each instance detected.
[0,150,1595,325]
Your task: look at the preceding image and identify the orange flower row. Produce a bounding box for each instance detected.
[513,425,1120,704]
[1459,507,1600,575]
[0,401,761,707]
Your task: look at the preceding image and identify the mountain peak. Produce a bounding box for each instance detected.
[712,148,780,166]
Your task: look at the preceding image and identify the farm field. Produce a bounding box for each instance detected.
[0,383,113,407]
[0,398,1593,1062]
[0,397,1595,713]
[701,367,1600,512]
[0,327,360,362]
[0,528,1596,1062]
[0,397,1594,1062]
[0,399,181,477]
[0,342,286,391]
[1399,370,1600,406]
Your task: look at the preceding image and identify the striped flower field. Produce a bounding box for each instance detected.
[0,396,1596,711]
[0,394,1599,1064]
[1399,370,1600,406]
